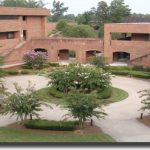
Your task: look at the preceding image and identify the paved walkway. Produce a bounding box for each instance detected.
[1,75,150,142]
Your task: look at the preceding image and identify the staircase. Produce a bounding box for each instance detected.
[0,41,26,57]
[129,53,150,66]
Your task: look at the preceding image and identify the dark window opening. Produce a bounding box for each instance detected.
[22,16,27,21]
[7,32,14,39]
[113,52,130,62]
[0,15,19,20]
[23,30,27,41]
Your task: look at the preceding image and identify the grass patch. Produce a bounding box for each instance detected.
[0,127,115,142]
[35,87,128,105]
[99,87,129,105]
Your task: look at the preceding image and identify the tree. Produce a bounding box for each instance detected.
[62,24,97,38]
[56,19,68,31]
[96,1,109,26]
[64,91,107,129]
[1,82,52,121]
[49,64,111,93]
[139,89,150,113]
[109,0,131,23]
[0,0,44,8]
[89,56,107,69]
[51,0,68,22]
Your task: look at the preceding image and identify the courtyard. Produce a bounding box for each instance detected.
[0,74,150,142]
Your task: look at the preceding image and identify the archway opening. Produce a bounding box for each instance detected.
[58,49,76,63]
[113,52,130,62]
[86,50,102,61]
[34,48,48,56]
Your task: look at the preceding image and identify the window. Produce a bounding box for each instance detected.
[22,16,27,21]
[7,32,14,39]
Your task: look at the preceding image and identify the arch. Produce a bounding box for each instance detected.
[58,49,77,63]
[34,48,48,56]
[113,52,130,62]
[86,50,102,61]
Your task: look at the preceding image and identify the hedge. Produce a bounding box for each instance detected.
[110,70,150,79]
[97,87,112,99]
[24,120,78,131]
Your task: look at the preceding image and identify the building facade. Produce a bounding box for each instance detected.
[104,23,150,67]
[0,7,150,68]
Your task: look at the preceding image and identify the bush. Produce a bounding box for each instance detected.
[49,87,65,98]
[6,70,19,75]
[106,66,132,71]
[49,64,111,93]
[20,70,31,75]
[24,119,77,131]
[62,24,97,38]
[23,51,47,70]
[97,87,112,99]
[0,70,7,77]
[110,70,129,76]
[132,66,144,71]
[89,56,107,68]
[48,63,60,67]
[56,20,68,31]
[110,69,150,79]
[128,71,150,79]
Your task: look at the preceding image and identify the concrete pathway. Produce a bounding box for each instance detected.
[94,76,150,142]
[1,75,150,142]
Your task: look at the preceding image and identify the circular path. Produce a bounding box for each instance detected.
[1,75,150,142]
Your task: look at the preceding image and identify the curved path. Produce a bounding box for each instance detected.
[1,75,150,142]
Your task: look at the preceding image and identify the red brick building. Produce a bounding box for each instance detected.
[0,7,150,67]
[104,23,150,67]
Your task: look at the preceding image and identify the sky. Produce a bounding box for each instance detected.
[43,0,150,15]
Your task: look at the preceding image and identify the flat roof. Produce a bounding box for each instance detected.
[106,23,150,25]
[0,6,50,16]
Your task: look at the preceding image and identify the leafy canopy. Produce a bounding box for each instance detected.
[64,91,107,129]
[0,81,52,121]
[0,0,45,8]
[49,64,111,93]
[51,0,68,22]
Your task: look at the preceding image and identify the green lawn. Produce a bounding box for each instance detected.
[35,87,128,105]
[0,127,115,142]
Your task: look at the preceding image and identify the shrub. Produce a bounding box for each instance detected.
[49,87,65,98]
[128,71,150,79]
[110,69,150,79]
[49,64,111,93]
[6,70,19,75]
[132,66,144,71]
[24,119,77,131]
[0,70,7,77]
[89,56,107,68]
[106,66,132,71]
[62,24,97,38]
[48,62,60,67]
[23,51,47,70]
[110,70,129,76]
[56,20,68,31]
[97,87,112,99]
[20,70,31,75]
